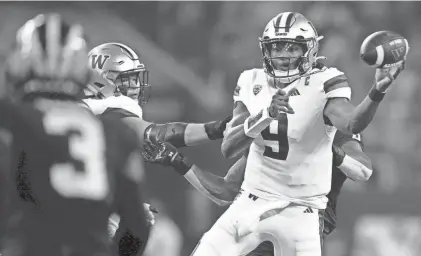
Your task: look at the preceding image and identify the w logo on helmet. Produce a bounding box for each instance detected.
[91,55,110,70]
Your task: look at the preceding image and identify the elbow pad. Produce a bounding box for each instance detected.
[144,123,187,147]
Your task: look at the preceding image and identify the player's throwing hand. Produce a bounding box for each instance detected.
[268,89,295,119]
[374,58,406,92]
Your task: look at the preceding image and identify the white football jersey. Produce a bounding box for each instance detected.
[82,95,143,118]
[234,67,351,209]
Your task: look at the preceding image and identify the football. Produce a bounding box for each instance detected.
[360,31,409,68]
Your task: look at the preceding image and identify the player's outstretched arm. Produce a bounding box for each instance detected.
[144,115,232,148]
[121,115,232,148]
[143,141,246,206]
[333,142,372,181]
[184,157,246,206]
[324,61,405,134]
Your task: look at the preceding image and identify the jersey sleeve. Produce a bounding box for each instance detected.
[333,129,363,149]
[323,68,352,100]
[233,70,254,106]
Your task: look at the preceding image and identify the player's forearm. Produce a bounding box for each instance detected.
[221,124,254,159]
[333,145,373,181]
[145,121,226,148]
[185,165,236,206]
[344,84,388,134]
[339,155,373,181]
[346,95,380,134]
[185,123,221,146]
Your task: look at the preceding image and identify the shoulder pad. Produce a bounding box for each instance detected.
[83,96,143,118]
[311,67,345,83]
[234,69,254,102]
[236,69,257,89]
[101,108,139,119]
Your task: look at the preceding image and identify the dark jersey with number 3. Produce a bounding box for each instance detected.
[99,107,150,256]
[0,98,148,256]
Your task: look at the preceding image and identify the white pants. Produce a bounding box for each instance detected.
[191,190,323,256]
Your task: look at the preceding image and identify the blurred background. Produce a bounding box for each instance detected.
[0,1,420,256]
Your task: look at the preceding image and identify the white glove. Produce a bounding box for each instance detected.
[108,214,120,239]
[143,203,157,226]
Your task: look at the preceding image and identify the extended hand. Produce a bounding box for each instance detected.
[375,58,406,92]
[142,141,178,166]
[268,89,295,119]
[142,140,192,175]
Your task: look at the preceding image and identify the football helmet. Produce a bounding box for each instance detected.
[5,13,90,100]
[259,12,322,83]
[87,43,150,105]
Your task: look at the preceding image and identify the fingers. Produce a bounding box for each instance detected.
[271,90,295,115]
[141,150,154,162]
[392,60,405,79]
[142,141,160,161]
[271,99,295,114]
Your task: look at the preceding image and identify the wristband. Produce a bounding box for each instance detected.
[204,121,223,140]
[170,152,192,176]
[244,108,273,138]
[368,86,386,103]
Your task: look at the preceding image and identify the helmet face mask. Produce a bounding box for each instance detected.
[87,43,151,105]
[113,68,150,104]
[259,12,320,84]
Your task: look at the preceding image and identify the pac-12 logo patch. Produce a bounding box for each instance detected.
[253,84,263,95]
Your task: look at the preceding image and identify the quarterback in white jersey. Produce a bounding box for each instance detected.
[234,66,349,208]
[191,12,405,256]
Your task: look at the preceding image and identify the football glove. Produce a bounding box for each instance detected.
[142,141,192,175]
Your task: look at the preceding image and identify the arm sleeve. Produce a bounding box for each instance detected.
[323,68,352,100]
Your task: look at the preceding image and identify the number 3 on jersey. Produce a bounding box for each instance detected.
[261,115,289,160]
[43,109,109,200]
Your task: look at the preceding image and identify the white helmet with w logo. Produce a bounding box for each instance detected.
[259,12,323,83]
[87,42,150,104]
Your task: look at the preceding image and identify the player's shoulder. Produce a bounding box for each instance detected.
[100,113,140,147]
[83,95,143,119]
[234,68,266,96]
[237,68,264,86]
[310,63,346,82]
[308,63,349,95]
